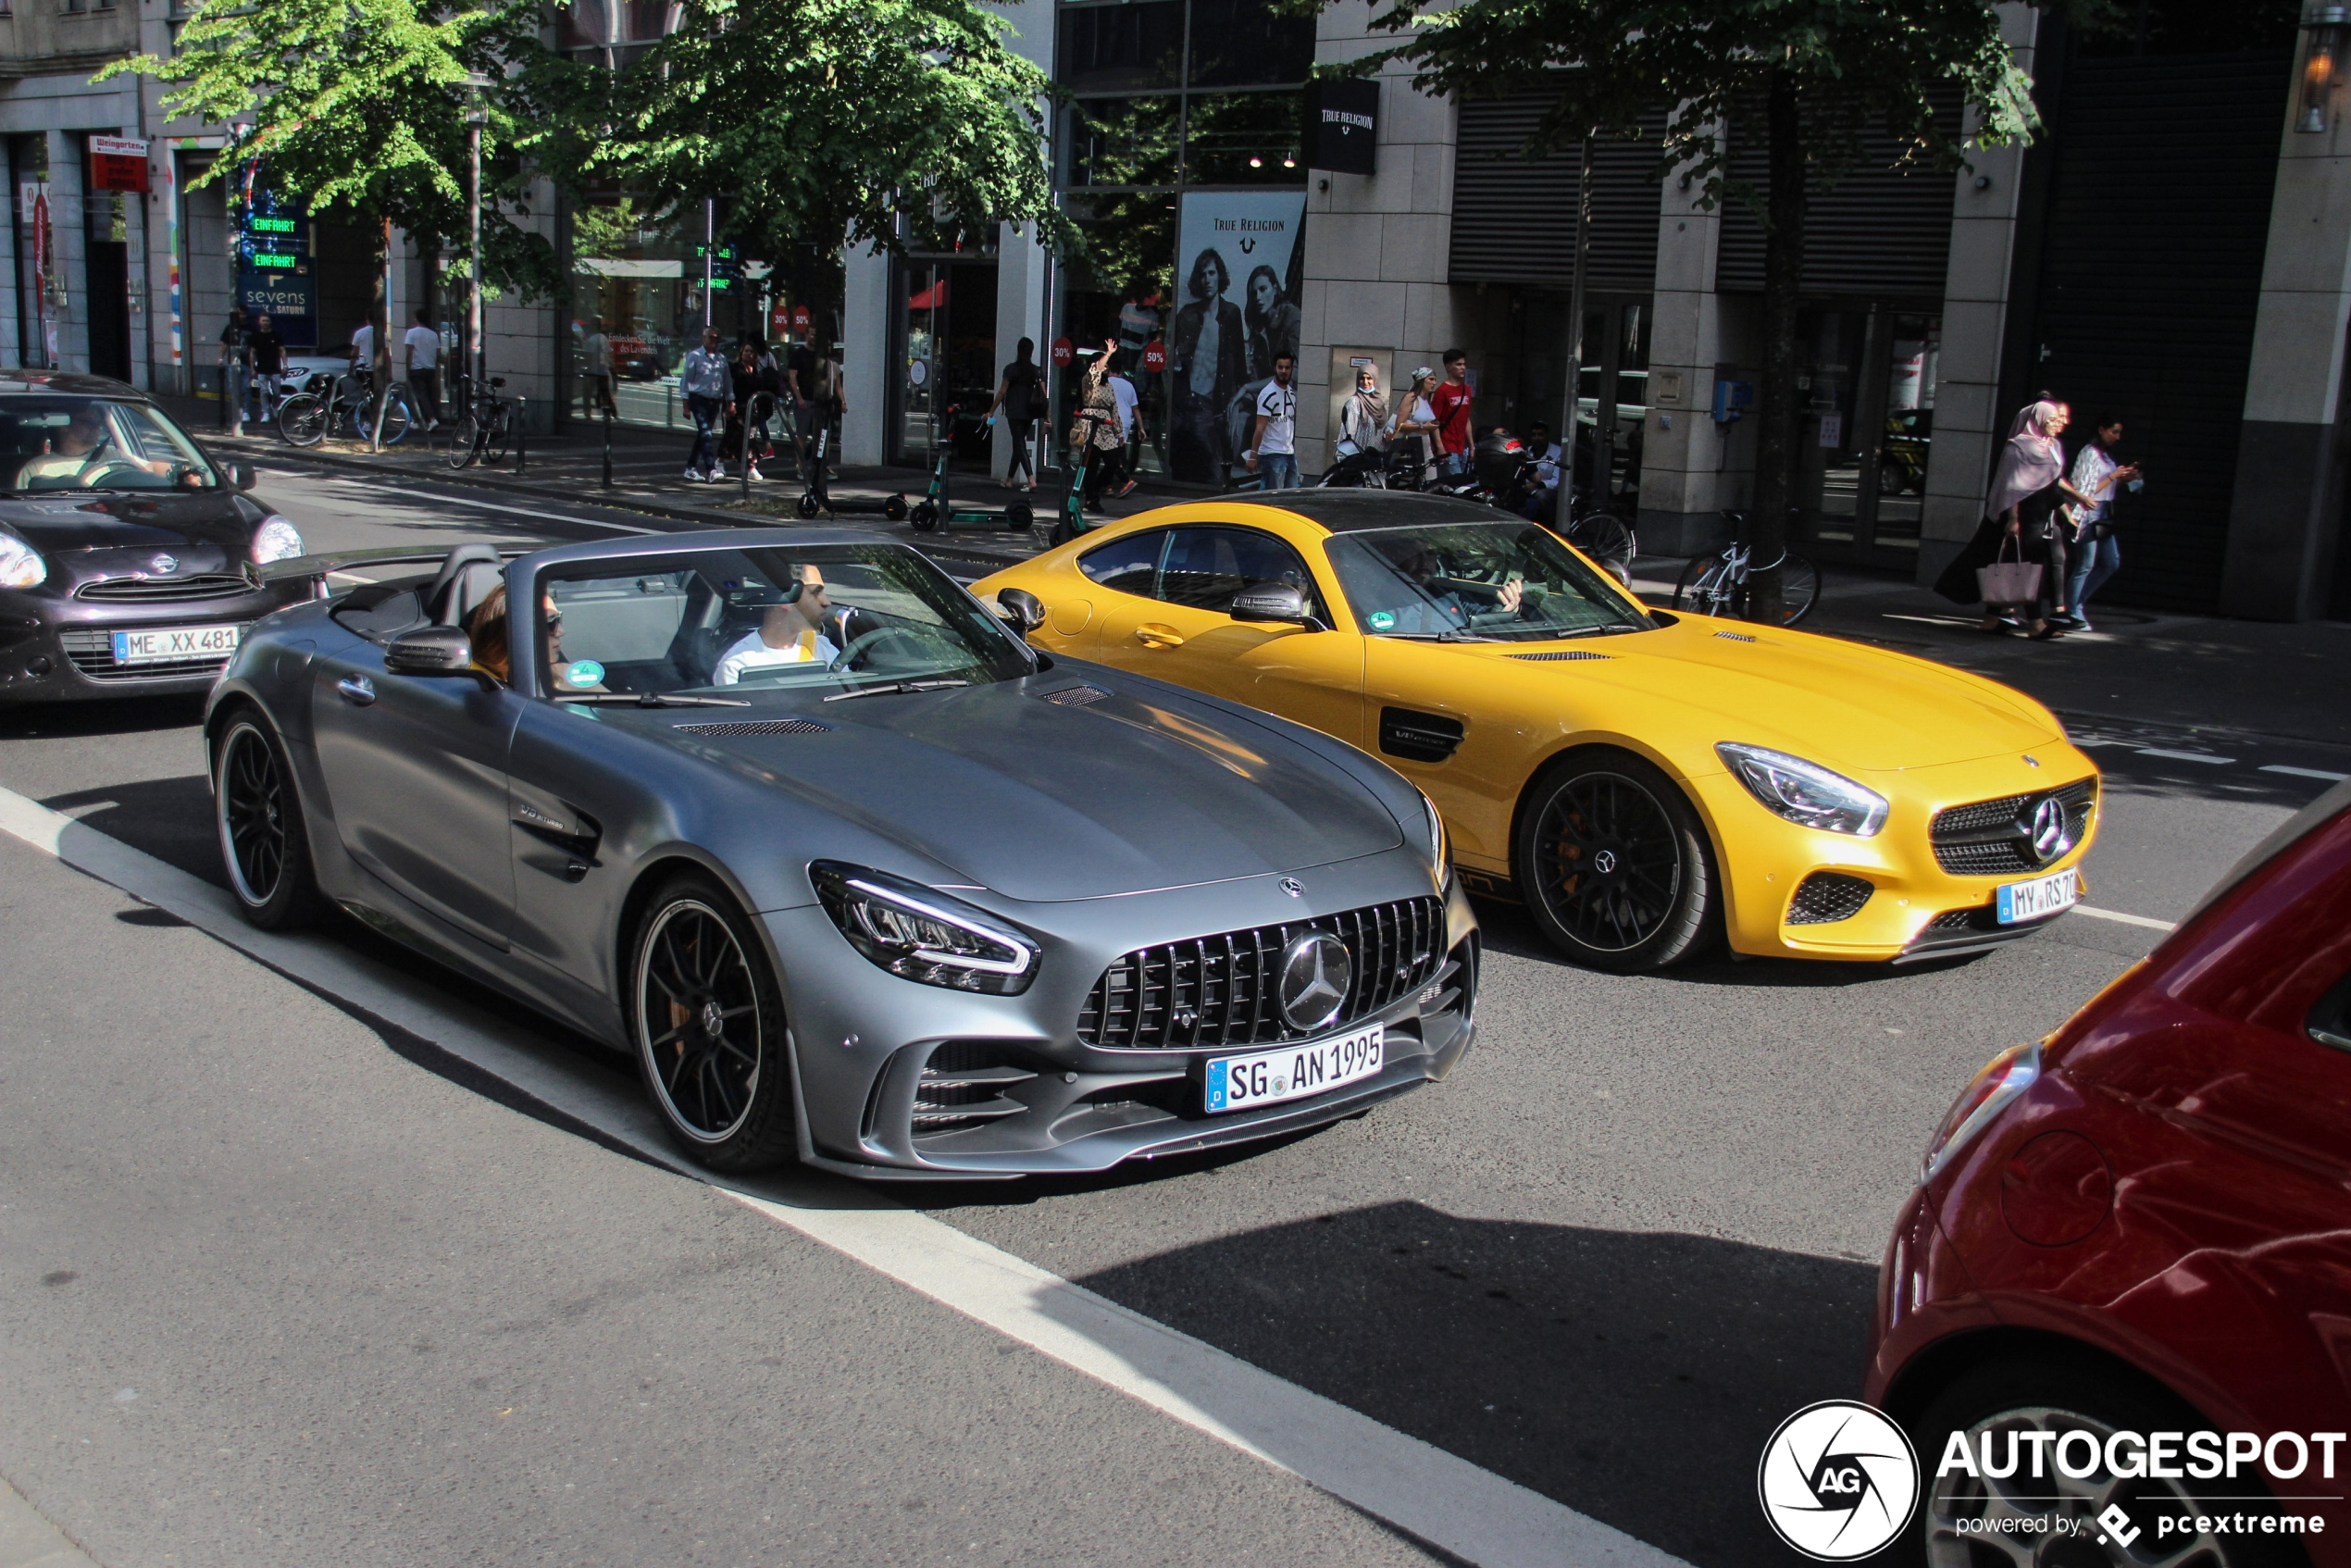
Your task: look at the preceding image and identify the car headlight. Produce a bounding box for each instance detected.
[250,516,304,565]
[811,862,1039,995]
[1419,790,1451,888]
[1920,1039,2041,1184]
[0,533,47,590]
[1716,742,1887,837]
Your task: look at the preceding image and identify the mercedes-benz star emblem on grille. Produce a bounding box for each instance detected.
[149,554,178,576]
[1276,932,1352,1033]
[1278,877,1305,899]
[2021,796,2071,866]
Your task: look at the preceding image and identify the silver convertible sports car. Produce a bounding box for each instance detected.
[207,529,1478,1177]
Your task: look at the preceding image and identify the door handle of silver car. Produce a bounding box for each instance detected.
[336,674,377,706]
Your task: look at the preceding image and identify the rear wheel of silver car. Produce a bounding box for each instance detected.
[1909,1355,2302,1568]
[214,711,326,930]
[630,876,797,1172]
[1514,748,1718,972]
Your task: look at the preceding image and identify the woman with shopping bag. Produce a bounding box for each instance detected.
[1933,400,2098,640]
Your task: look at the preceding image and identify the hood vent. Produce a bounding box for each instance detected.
[1508,650,1611,662]
[673,717,834,736]
[1036,683,1113,707]
[1713,630,1758,643]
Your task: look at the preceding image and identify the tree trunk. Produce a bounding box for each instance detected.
[369,217,394,452]
[1748,68,1806,625]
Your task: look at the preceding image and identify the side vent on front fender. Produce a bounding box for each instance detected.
[1379,706,1465,764]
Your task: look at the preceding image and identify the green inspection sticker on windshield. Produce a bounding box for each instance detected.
[1366,611,1397,630]
[565,660,604,687]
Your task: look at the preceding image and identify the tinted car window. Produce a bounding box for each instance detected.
[1078,529,1166,596]
[1324,521,1648,641]
[1158,526,1323,616]
[0,396,222,492]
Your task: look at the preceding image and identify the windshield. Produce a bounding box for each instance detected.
[529,543,1031,700]
[0,397,220,492]
[1325,521,1651,641]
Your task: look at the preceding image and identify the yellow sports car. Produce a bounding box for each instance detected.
[974,491,2100,971]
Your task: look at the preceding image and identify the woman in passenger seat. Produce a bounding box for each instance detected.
[464,587,587,689]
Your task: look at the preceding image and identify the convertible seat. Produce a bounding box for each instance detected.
[425,543,507,627]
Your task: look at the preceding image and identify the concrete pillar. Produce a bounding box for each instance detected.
[1917,3,2043,588]
[1638,136,1735,554]
[841,242,889,467]
[2220,48,2349,620]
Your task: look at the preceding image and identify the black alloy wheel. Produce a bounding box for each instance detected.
[1909,1353,2303,1568]
[215,712,326,929]
[1513,747,1718,972]
[630,875,797,1171]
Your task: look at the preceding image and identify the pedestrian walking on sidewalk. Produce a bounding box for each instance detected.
[985,339,1041,491]
[1244,352,1300,490]
[1933,399,2097,640]
[724,341,780,480]
[2059,414,2141,631]
[582,318,618,419]
[1109,357,1141,498]
[404,310,442,429]
[785,334,821,470]
[248,312,287,421]
[1339,362,1387,457]
[1430,350,1474,478]
[679,326,732,481]
[1077,346,1126,512]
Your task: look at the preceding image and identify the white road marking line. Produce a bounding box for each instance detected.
[2073,905,2177,932]
[2134,748,2234,765]
[0,1473,100,1568]
[278,471,663,534]
[0,782,1685,1568]
[2261,765,2350,782]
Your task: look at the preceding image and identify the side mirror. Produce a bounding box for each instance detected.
[385,624,479,677]
[1230,583,1312,626]
[993,586,1046,635]
[228,461,257,491]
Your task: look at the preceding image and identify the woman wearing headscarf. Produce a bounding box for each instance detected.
[1339,363,1388,455]
[1933,400,2097,639]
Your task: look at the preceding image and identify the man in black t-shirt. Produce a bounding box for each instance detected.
[248,313,287,416]
[785,338,821,467]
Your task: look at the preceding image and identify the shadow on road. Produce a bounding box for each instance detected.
[1064,1201,1877,1568]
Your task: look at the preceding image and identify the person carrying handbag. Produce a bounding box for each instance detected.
[1932,400,2098,639]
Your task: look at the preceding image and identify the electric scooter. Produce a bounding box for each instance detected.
[908,404,1033,533]
[1043,412,1118,547]
[793,421,910,521]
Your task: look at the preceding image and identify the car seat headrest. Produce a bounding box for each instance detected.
[427,543,506,626]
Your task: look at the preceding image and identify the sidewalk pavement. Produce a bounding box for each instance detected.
[166,393,2346,753]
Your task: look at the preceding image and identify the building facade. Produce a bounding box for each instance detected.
[5,0,2343,619]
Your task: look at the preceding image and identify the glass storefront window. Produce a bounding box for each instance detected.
[1181,92,1305,184]
[1798,310,1867,543]
[1056,0,1186,93]
[1064,97,1182,189]
[1873,315,1939,547]
[1792,307,1940,555]
[1184,0,1314,87]
[897,258,1001,471]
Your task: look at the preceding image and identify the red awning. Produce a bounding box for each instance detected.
[907,278,950,311]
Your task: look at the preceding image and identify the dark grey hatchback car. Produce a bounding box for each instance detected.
[206,529,1479,1178]
[0,372,308,703]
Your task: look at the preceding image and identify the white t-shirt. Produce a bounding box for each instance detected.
[404,324,441,370]
[1110,375,1139,440]
[1254,380,1296,456]
[714,626,840,685]
[586,331,613,375]
[351,324,374,364]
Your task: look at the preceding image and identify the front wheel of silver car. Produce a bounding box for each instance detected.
[1909,1354,2303,1568]
[630,876,798,1172]
[214,709,326,930]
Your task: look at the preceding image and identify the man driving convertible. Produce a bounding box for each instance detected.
[714,564,853,683]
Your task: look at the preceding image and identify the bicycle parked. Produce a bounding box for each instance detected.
[435,377,519,470]
[1670,510,1821,625]
[279,371,415,449]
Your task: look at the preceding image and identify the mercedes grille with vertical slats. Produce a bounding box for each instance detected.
[1930,778,2098,877]
[1077,897,1446,1050]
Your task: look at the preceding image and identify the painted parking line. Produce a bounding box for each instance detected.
[2073,905,2177,933]
[2134,748,2236,765]
[2262,765,2350,782]
[0,782,1685,1568]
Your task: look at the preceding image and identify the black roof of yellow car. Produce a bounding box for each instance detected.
[1198,489,1504,533]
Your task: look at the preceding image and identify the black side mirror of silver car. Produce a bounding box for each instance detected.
[1229,583,1313,626]
[994,586,1046,635]
[385,625,483,679]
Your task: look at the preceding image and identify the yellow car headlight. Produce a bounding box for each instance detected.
[1717,742,1888,837]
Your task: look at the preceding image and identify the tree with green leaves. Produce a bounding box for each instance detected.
[1355,0,2093,621]
[103,0,559,442]
[561,0,1074,330]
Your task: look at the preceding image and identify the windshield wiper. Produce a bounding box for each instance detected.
[1377,630,1496,643]
[554,691,750,707]
[823,678,972,703]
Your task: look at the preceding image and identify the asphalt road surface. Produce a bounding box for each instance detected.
[2,464,2343,1568]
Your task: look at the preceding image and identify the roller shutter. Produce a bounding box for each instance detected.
[1716,88,1963,296]
[1449,102,1665,288]
[2021,50,2287,614]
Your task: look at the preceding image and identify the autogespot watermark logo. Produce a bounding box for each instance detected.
[1758,1400,1921,1561]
